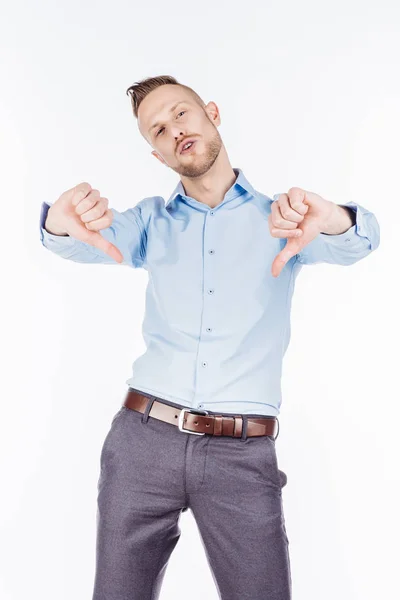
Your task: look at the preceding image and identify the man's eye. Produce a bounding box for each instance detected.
[177,111,185,118]
[156,127,164,136]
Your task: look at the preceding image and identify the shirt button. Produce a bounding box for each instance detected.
[206,327,212,332]
[210,211,215,216]
[208,249,215,254]
[207,288,214,294]
[202,361,208,368]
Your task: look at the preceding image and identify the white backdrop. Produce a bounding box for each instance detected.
[1,0,399,598]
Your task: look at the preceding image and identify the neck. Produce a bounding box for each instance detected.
[179,150,237,208]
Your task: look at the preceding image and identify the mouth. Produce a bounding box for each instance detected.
[178,139,197,154]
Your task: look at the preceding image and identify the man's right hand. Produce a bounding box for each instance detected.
[45,183,123,263]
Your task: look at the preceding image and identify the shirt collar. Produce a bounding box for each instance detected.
[165,167,257,206]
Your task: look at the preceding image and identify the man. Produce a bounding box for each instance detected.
[39,75,380,599]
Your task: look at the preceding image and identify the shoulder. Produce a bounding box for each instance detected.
[111,195,164,227]
[249,189,274,219]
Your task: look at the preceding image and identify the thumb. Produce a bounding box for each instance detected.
[271,238,301,278]
[68,219,124,263]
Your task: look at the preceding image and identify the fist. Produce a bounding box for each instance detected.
[268,187,336,277]
[45,183,123,263]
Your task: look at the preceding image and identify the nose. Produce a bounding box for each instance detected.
[172,129,185,141]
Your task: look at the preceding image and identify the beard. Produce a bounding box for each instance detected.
[172,126,223,179]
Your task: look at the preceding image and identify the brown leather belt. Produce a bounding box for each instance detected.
[123,389,279,439]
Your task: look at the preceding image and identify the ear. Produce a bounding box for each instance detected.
[204,101,221,127]
[152,151,166,165]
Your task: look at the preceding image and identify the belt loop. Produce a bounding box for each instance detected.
[141,396,156,423]
[240,415,248,441]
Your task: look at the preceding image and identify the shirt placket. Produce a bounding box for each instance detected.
[193,207,218,409]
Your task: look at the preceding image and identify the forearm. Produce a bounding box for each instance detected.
[320,204,357,235]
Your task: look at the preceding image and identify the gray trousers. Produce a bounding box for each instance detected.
[92,389,292,599]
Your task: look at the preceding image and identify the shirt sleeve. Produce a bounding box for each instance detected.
[39,200,148,267]
[292,201,380,266]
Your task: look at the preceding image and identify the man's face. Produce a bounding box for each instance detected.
[138,84,223,178]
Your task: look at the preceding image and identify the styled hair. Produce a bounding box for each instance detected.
[125,75,206,119]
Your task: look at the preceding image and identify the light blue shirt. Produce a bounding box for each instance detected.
[39,168,380,416]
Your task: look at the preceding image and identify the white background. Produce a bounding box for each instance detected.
[1,0,399,598]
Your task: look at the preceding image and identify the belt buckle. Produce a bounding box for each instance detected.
[178,408,209,435]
